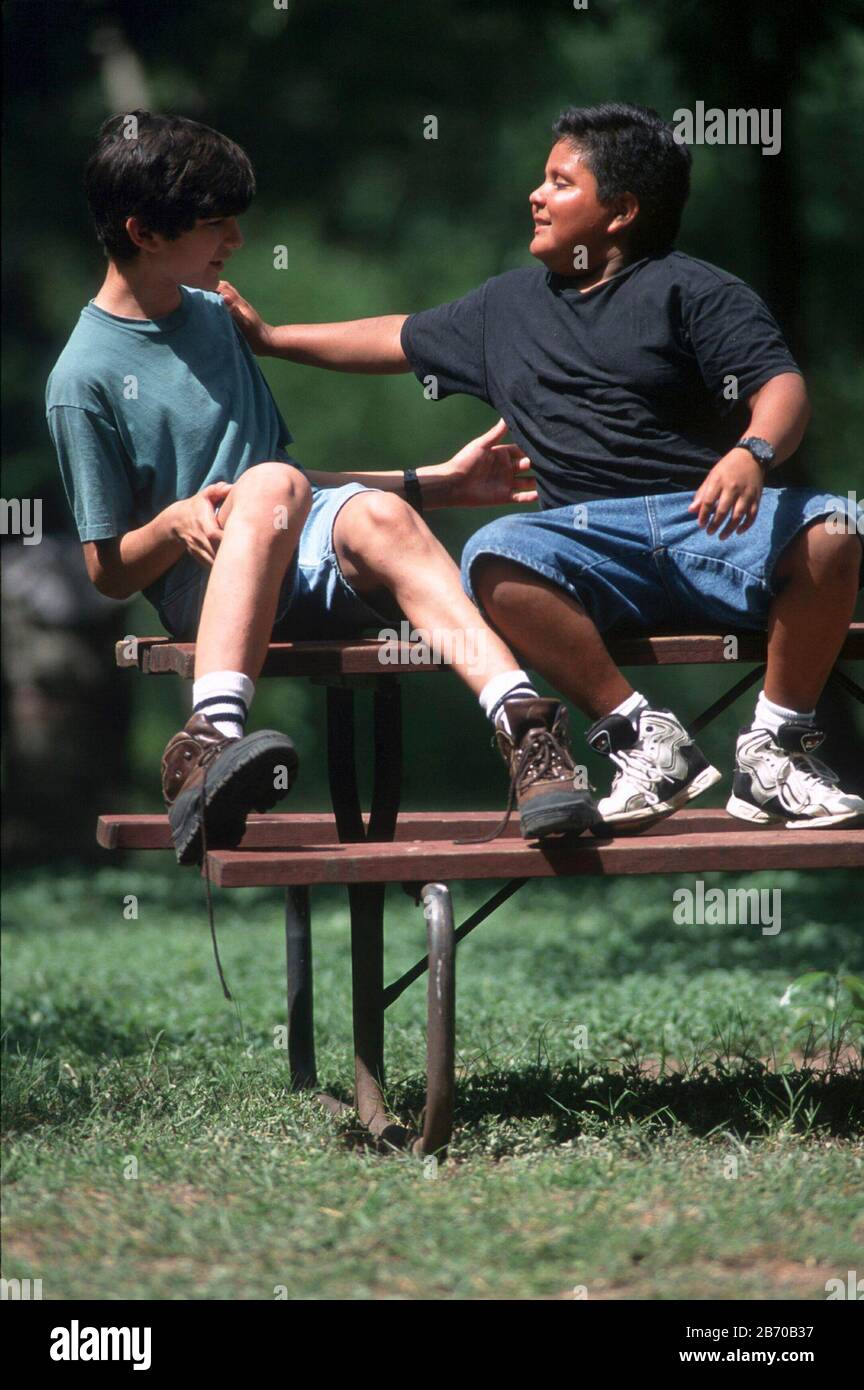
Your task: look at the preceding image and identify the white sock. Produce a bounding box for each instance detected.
[751,690,815,737]
[609,690,649,731]
[479,669,538,735]
[192,670,255,740]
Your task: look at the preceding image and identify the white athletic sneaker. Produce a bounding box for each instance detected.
[727,722,864,829]
[587,707,722,826]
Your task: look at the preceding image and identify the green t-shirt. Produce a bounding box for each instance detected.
[46,286,298,609]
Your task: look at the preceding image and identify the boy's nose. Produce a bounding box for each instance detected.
[224,218,244,249]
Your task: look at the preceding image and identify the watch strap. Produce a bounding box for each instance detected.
[403,468,424,516]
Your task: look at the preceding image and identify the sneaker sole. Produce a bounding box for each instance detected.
[170,732,299,865]
[596,763,723,830]
[726,792,864,830]
[520,794,600,840]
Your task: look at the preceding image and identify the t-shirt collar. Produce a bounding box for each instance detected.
[546,254,655,299]
[83,285,193,334]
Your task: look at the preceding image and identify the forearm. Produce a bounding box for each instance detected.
[264,316,411,373]
[85,504,185,600]
[744,372,811,467]
[305,465,454,509]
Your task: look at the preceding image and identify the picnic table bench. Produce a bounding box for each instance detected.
[98,624,864,1157]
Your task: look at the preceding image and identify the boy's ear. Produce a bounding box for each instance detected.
[125,215,159,253]
[607,192,639,236]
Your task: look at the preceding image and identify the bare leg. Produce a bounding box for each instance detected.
[333,492,521,695]
[765,522,861,709]
[194,463,311,681]
[470,556,633,718]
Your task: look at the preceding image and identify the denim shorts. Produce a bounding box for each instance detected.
[461,487,862,636]
[155,482,399,641]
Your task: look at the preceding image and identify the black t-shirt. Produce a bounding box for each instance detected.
[400,251,801,509]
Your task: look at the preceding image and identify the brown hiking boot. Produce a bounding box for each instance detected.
[161,712,299,866]
[491,697,599,840]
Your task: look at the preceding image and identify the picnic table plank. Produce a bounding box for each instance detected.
[115,625,864,677]
[204,825,864,887]
[98,807,770,851]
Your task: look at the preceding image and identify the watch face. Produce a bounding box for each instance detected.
[742,437,774,464]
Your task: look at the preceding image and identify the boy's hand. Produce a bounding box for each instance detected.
[170,481,233,567]
[689,448,764,539]
[218,280,274,356]
[439,418,537,507]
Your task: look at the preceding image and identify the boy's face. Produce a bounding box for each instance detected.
[529,139,630,275]
[128,214,244,290]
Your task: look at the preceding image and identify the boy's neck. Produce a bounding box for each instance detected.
[93,260,184,321]
[574,245,633,293]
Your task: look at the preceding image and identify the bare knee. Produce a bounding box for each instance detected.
[339,490,429,567]
[228,462,312,535]
[778,520,862,586]
[472,556,533,612]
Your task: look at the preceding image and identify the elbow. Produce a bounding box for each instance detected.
[794,380,812,446]
[90,566,132,602]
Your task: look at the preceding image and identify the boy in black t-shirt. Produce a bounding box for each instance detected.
[222,102,863,830]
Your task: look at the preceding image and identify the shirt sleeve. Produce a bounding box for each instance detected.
[48,404,137,542]
[682,280,801,412]
[400,282,489,401]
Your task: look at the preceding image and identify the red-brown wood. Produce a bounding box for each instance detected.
[97,807,747,851]
[204,825,864,887]
[116,625,864,678]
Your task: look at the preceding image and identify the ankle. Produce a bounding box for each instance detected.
[192,670,255,741]
[606,690,648,732]
[751,690,815,737]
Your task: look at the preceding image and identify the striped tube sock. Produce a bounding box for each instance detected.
[479,669,539,736]
[192,670,255,740]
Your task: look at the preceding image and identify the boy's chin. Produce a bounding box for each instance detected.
[530,242,576,275]
[183,268,221,291]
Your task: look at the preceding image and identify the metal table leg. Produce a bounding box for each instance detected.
[413,882,456,1159]
[284,885,317,1090]
[323,679,415,1147]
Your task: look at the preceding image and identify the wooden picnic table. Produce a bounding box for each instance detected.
[102,624,864,1156]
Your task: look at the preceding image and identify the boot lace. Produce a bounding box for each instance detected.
[458,721,582,845]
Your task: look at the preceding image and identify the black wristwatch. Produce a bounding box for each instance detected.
[403,468,424,516]
[736,436,775,472]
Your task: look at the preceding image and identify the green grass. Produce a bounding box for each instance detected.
[2,861,862,1300]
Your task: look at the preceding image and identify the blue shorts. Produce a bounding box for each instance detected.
[461,487,862,636]
[155,482,398,641]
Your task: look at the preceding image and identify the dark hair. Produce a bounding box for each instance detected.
[553,102,691,255]
[84,111,256,261]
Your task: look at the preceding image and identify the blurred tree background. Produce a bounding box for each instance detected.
[3,0,862,858]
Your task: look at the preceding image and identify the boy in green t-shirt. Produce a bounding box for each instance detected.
[47,111,597,863]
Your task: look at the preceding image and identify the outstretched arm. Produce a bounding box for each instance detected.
[219,281,410,374]
[305,419,537,510]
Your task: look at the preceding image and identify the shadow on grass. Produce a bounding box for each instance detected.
[391,1059,864,1146]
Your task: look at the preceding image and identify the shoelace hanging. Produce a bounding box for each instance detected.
[457,725,579,845]
[198,766,244,1040]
